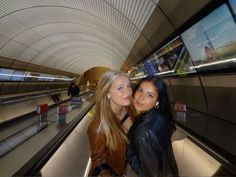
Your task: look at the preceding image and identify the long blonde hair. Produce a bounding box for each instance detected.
[95,70,129,150]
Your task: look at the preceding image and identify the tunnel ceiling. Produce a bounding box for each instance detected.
[0,0,159,75]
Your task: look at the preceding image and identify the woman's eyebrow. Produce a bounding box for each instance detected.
[145,90,158,96]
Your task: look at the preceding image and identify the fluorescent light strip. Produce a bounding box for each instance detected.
[190,58,236,69]
[156,70,175,75]
[0,73,73,81]
[130,74,147,80]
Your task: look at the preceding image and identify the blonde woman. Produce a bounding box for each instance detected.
[87,70,133,177]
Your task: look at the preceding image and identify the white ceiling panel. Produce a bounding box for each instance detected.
[0,35,9,49]
[0,40,26,59]
[0,0,157,74]
[0,15,28,39]
[17,47,39,62]
[13,30,43,46]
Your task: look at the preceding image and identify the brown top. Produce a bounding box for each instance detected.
[87,116,126,176]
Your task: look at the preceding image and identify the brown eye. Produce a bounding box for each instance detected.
[147,94,154,98]
[137,87,142,93]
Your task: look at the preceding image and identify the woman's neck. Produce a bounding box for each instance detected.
[111,104,127,120]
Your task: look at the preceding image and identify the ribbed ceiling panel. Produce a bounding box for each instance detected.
[0,0,158,74]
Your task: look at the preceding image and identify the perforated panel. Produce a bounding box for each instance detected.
[0,0,158,74]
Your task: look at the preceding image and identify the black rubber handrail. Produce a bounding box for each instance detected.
[12,101,95,177]
[0,90,94,128]
[176,122,236,175]
[0,89,66,105]
[0,89,93,106]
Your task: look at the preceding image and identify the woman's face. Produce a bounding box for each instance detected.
[133,81,158,112]
[108,75,132,107]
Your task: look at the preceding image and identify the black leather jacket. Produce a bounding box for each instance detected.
[126,108,178,177]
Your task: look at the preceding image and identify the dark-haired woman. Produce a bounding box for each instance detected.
[126,75,178,177]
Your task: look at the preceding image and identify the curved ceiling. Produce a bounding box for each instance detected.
[0,0,159,74]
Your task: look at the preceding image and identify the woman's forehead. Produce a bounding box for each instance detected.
[140,81,157,93]
[112,76,129,86]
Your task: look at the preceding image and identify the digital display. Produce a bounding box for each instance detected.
[23,72,40,81]
[181,4,236,70]
[144,59,157,76]
[151,37,185,73]
[11,70,25,81]
[0,68,14,81]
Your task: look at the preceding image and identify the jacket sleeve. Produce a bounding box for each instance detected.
[126,143,144,177]
[134,119,173,177]
[87,119,113,176]
[134,130,162,177]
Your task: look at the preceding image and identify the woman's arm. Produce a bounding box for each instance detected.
[87,119,113,176]
[134,117,173,177]
[126,143,144,177]
[134,131,162,177]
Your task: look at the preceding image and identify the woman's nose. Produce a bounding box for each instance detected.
[138,93,146,100]
[126,87,132,94]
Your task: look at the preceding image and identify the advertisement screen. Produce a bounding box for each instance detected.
[181,4,236,70]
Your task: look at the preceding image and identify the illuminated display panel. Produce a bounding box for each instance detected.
[37,73,55,81]
[11,70,25,81]
[144,59,157,76]
[181,4,236,71]
[129,36,196,77]
[152,37,184,74]
[23,72,41,81]
[0,68,14,81]
[0,67,73,82]
[130,63,148,78]
[149,36,195,75]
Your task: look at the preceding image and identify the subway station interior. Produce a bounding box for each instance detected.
[0,0,236,176]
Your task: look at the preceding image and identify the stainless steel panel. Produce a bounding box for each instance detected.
[142,6,174,48]
[0,82,19,94]
[17,82,33,93]
[183,110,208,136]
[29,82,41,91]
[206,118,236,157]
[201,75,236,124]
[39,82,49,90]
[169,77,206,112]
[163,78,175,102]
[159,0,209,29]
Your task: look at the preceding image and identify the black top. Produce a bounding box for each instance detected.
[120,113,129,125]
[68,85,80,97]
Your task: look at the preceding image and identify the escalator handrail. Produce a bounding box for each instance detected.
[176,122,236,175]
[0,88,67,105]
[12,101,95,177]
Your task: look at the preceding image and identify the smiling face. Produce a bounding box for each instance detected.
[133,81,158,112]
[108,75,132,108]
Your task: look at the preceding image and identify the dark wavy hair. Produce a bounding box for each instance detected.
[134,75,176,130]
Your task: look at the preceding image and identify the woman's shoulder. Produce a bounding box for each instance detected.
[87,115,106,147]
[87,115,103,136]
[149,109,169,123]
[139,109,170,134]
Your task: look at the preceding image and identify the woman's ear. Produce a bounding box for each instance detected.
[107,94,110,99]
